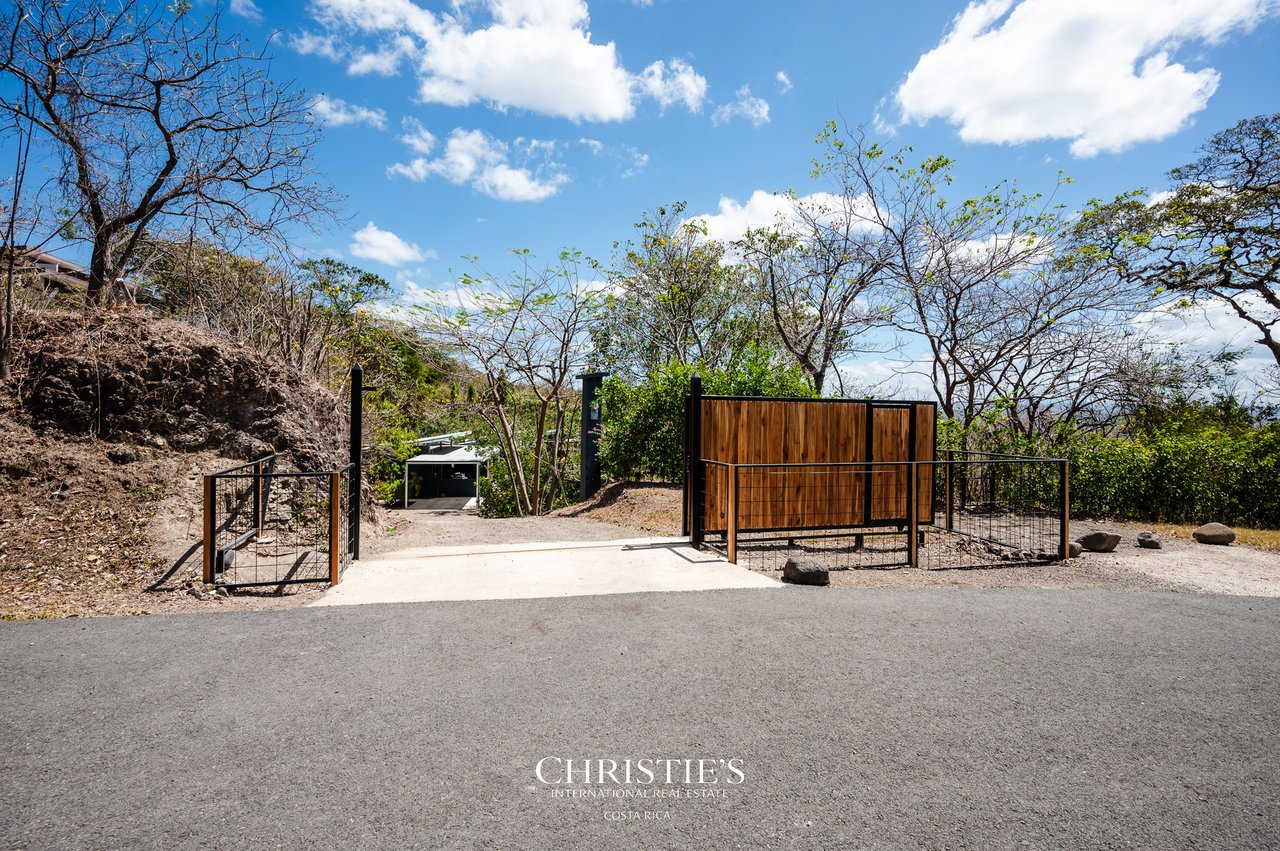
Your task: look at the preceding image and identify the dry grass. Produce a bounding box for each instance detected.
[1149,523,1280,552]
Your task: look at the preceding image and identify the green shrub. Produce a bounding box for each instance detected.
[597,346,814,482]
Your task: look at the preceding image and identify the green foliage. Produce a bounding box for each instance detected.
[943,410,1280,528]
[597,346,815,482]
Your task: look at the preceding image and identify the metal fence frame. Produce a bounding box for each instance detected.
[692,451,1070,568]
[202,455,357,588]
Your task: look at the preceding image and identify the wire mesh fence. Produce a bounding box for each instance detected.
[203,456,355,589]
[695,453,1066,573]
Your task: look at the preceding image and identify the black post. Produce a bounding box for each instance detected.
[689,375,704,549]
[681,391,691,536]
[577,371,609,501]
[349,363,362,561]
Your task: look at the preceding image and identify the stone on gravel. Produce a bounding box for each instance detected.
[1076,531,1121,553]
[782,558,830,586]
[1068,541,1084,558]
[1137,531,1162,549]
[1193,523,1236,545]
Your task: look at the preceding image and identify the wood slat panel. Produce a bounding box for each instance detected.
[698,398,933,533]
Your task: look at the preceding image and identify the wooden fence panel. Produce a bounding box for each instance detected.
[697,397,934,533]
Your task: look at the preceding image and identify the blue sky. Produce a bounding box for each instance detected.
[17,0,1280,387]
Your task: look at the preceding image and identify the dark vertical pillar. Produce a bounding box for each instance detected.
[577,371,609,501]
[1059,458,1071,560]
[202,475,215,584]
[906,462,918,568]
[349,363,362,561]
[689,375,704,548]
[681,391,692,536]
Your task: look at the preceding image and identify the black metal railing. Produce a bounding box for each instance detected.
[693,452,1068,572]
[203,455,356,589]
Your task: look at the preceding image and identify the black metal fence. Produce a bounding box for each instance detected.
[693,451,1068,572]
[202,455,356,589]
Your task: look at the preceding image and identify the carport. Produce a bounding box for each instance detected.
[403,433,487,509]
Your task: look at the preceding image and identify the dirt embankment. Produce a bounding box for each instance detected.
[1,309,347,619]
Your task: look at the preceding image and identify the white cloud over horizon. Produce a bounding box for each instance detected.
[349,222,432,266]
[311,95,387,129]
[389,127,569,202]
[304,0,708,122]
[891,0,1280,157]
[688,189,876,243]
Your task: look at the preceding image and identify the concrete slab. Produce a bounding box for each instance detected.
[311,537,780,606]
[406,497,477,511]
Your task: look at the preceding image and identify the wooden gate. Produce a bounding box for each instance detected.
[683,383,936,543]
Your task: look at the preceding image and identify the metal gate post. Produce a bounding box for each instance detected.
[349,363,362,561]
[689,375,704,549]
[944,450,954,532]
[202,474,215,584]
[906,462,919,568]
[329,470,342,585]
[726,465,739,564]
[1059,458,1071,560]
[681,391,691,536]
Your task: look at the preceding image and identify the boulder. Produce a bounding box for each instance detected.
[1136,531,1162,549]
[1192,523,1236,545]
[782,558,830,586]
[1076,531,1121,553]
[1068,541,1084,559]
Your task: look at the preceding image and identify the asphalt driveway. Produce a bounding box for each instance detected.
[2,589,1278,849]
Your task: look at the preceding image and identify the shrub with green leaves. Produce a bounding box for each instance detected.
[597,346,814,482]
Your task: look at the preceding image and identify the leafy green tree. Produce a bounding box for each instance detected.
[593,202,767,378]
[1079,113,1280,368]
[596,346,814,482]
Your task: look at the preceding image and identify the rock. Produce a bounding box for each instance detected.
[1068,541,1083,558]
[1076,531,1120,553]
[1136,531,1162,549]
[1192,523,1236,545]
[782,557,830,586]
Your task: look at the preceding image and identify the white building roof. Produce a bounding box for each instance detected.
[405,446,486,465]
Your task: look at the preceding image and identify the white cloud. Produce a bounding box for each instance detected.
[289,30,344,61]
[349,222,431,266]
[311,95,387,129]
[399,117,437,154]
[306,0,706,121]
[577,139,649,178]
[892,0,1280,157]
[389,127,569,202]
[687,189,859,242]
[229,0,263,22]
[636,59,709,113]
[776,71,793,93]
[346,35,417,76]
[711,85,770,127]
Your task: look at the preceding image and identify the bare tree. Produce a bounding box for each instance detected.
[812,123,1143,427]
[738,190,895,395]
[0,0,339,303]
[416,251,599,516]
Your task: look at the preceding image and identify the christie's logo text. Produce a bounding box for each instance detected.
[535,757,745,786]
